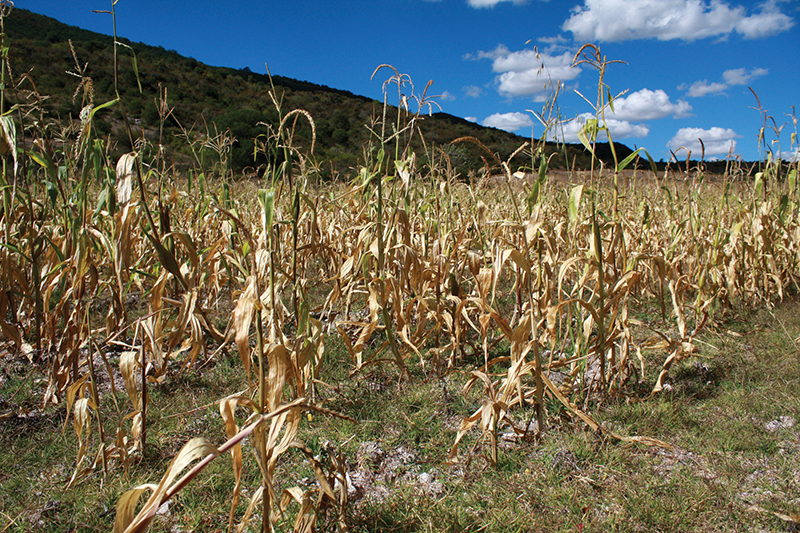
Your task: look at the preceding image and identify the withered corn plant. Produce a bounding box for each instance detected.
[115,76,355,533]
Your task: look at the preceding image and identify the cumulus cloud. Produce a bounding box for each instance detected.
[556,113,650,143]
[562,0,795,42]
[473,45,580,97]
[467,0,528,7]
[608,89,692,120]
[682,67,769,97]
[482,112,535,132]
[463,45,508,62]
[780,147,800,162]
[667,127,741,156]
[538,35,570,45]
[463,85,484,98]
[684,80,729,97]
[723,67,769,85]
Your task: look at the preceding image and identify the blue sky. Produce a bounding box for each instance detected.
[19,0,800,161]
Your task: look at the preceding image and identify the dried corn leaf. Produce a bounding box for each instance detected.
[235,486,264,533]
[114,437,219,533]
[542,374,671,448]
[232,275,258,386]
[219,395,258,531]
[119,351,140,408]
[746,505,800,525]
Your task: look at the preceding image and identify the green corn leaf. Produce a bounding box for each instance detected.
[661,187,672,206]
[142,223,187,289]
[90,98,119,118]
[537,153,547,183]
[778,194,789,224]
[45,180,59,208]
[29,147,58,181]
[115,41,142,94]
[645,149,658,176]
[0,242,32,263]
[578,118,599,153]
[577,124,591,153]
[359,166,372,188]
[298,299,310,337]
[527,181,540,212]
[258,188,276,234]
[94,187,109,217]
[616,148,642,173]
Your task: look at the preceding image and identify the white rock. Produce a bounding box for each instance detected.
[765,416,796,432]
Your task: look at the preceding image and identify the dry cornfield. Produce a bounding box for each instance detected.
[0,8,799,531]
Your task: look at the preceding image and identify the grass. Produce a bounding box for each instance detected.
[2,299,799,532]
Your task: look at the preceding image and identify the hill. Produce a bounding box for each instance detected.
[4,7,638,178]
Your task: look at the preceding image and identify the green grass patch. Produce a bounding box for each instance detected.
[2,300,799,532]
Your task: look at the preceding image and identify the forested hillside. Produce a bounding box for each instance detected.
[5,7,635,177]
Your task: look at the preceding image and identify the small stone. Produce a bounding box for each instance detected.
[765,416,795,432]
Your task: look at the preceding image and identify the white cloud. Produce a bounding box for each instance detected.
[779,147,800,162]
[492,48,545,72]
[682,67,769,97]
[562,0,795,42]
[482,112,535,132]
[608,89,692,120]
[723,67,769,85]
[465,116,478,123]
[556,113,650,143]
[474,45,580,97]
[464,45,512,62]
[463,85,484,98]
[467,0,528,7]
[667,127,741,156]
[474,44,511,60]
[733,0,795,38]
[538,35,569,45]
[684,80,729,97]
[439,90,456,101]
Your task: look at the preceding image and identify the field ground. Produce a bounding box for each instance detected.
[1,297,798,532]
